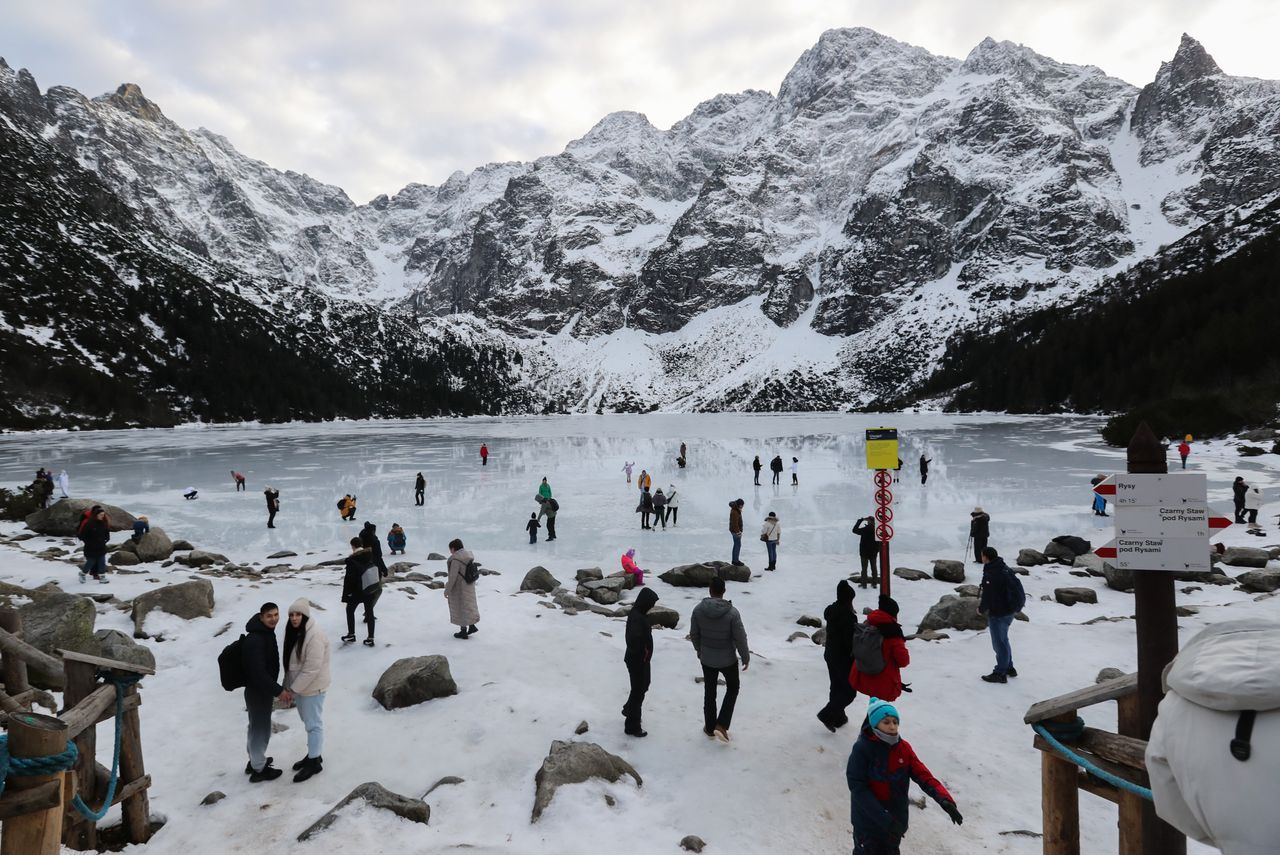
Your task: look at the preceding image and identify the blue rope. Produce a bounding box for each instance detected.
[70,674,140,821]
[1033,723,1154,801]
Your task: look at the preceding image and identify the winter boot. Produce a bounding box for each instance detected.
[293,756,323,783]
[981,671,1008,684]
[248,761,283,782]
[245,756,273,775]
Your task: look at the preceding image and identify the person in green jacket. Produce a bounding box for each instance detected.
[538,478,553,500]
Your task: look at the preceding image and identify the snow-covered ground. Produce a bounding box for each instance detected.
[0,413,1274,854]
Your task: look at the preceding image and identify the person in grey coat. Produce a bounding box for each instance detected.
[690,576,750,741]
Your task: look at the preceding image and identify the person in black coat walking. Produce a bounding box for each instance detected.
[623,587,659,737]
[360,521,389,576]
[770,455,784,485]
[969,507,990,563]
[817,580,857,731]
[414,472,426,506]
[341,538,381,646]
[264,486,280,528]
[978,547,1018,683]
[752,455,762,485]
[242,602,291,781]
[919,454,931,485]
[1233,476,1248,524]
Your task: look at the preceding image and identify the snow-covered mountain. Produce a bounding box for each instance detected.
[2,29,1278,422]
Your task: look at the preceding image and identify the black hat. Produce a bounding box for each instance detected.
[878,595,900,617]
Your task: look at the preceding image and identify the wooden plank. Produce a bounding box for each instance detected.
[0,611,30,702]
[1042,713,1080,855]
[0,627,62,678]
[59,685,115,740]
[57,650,155,676]
[1117,694,1143,855]
[0,713,68,855]
[118,682,151,844]
[0,780,61,821]
[1078,728,1148,771]
[1024,672,1138,723]
[86,694,140,732]
[1034,736,1148,788]
[61,661,97,851]
[1077,772,1121,805]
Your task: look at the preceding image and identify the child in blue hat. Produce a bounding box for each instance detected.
[847,698,963,853]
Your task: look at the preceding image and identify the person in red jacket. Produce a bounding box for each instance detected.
[1178,439,1191,469]
[480,443,489,466]
[849,596,909,703]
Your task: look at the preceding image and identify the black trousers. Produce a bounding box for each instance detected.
[973,536,988,562]
[702,663,740,732]
[415,489,424,506]
[753,470,760,485]
[346,588,381,637]
[667,507,678,525]
[546,517,557,539]
[858,551,879,582]
[640,511,651,529]
[267,509,277,528]
[655,507,666,528]
[623,660,650,731]
[772,471,780,484]
[818,656,856,726]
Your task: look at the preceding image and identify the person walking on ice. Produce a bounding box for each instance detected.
[752,455,762,486]
[664,485,679,526]
[622,461,634,484]
[264,486,280,528]
[690,576,750,742]
[791,457,799,486]
[1178,438,1191,469]
[414,472,425,506]
[480,443,489,466]
[919,454,931,485]
[526,513,540,543]
[978,547,1024,683]
[341,537,381,647]
[846,698,962,854]
[445,538,480,639]
[282,597,329,783]
[770,454,783,485]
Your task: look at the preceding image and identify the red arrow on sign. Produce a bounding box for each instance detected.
[1094,539,1117,559]
[1209,516,1232,531]
[1093,475,1115,497]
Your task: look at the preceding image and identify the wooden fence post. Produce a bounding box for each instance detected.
[1042,711,1080,855]
[1116,693,1144,855]
[0,611,29,704]
[61,660,97,851]
[117,680,150,843]
[0,712,68,855]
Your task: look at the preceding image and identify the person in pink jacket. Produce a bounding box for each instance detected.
[621,548,645,586]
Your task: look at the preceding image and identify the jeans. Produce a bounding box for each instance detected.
[765,539,777,568]
[623,661,650,732]
[731,534,742,564]
[294,692,325,758]
[245,688,273,771]
[702,664,740,732]
[988,613,1015,675]
[82,554,108,578]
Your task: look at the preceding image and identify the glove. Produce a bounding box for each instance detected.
[900,682,913,693]
[941,801,963,826]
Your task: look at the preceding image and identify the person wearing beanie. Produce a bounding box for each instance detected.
[621,548,645,586]
[847,698,963,853]
[131,515,150,543]
[760,511,781,571]
[728,499,745,566]
[817,580,858,731]
[848,595,910,704]
[282,597,330,782]
[622,586,660,737]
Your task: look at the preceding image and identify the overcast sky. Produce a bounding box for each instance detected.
[2,1,1275,202]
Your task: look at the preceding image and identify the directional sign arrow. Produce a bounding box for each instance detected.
[1093,476,1115,497]
[1095,539,1117,559]
[1102,473,1208,507]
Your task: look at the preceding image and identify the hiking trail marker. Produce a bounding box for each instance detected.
[866,428,898,596]
[1092,473,1231,571]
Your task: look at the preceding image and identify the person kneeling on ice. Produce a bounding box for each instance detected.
[847,699,962,854]
[621,548,645,586]
[183,487,199,500]
[387,523,407,555]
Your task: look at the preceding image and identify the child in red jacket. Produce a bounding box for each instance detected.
[847,698,962,854]
[849,596,910,702]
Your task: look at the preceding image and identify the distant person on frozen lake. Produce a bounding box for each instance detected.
[537,495,559,540]
[968,507,990,563]
[752,455,762,485]
[622,586,659,738]
[414,472,425,506]
[770,455,783,485]
[480,443,489,466]
[264,486,280,529]
[664,485,679,526]
[652,488,669,529]
[919,454,931,485]
[637,487,654,530]
[538,477,553,499]
[57,469,70,498]
[183,487,199,500]
[526,512,540,543]
[445,538,480,639]
[622,461,634,484]
[232,470,246,491]
[791,457,799,486]
[638,469,651,492]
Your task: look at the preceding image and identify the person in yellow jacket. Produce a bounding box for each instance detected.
[337,494,358,522]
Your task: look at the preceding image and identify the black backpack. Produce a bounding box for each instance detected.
[218,635,247,691]
[546,497,559,512]
[1005,567,1027,613]
[851,623,886,675]
[463,559,480,584]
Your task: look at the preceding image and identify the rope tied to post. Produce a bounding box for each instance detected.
[1031,716,1154,802]
[0,672,141,821]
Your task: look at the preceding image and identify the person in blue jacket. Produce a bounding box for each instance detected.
[847,698,962,854]
[386,523,407,555]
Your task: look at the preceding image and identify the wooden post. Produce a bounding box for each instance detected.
[1116,693,1143,855]
[117,681,150,843]
[1042,711,1081,855]
[1127,422,1186,855]
[61,661,97,851]
[0,611,29,703]
[0,712,68,855]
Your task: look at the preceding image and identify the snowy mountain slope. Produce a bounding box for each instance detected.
[2,28,1279,419]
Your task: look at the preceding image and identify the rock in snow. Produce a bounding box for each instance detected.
[372,656,458,710]
[531,740,642,822]
[298,782,429,841]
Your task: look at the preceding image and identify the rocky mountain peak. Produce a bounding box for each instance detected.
[566,110,662,159]
[1159,34,1223,89]
[961,37,1046,77]
[101,82,166,122]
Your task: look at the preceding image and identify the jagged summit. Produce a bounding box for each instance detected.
[99,82,167,122]
[1161,33,1224,87]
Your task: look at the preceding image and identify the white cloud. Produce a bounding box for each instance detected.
[1,0,1275,202]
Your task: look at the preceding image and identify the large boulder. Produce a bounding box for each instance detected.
[372,656,458,710]
[531,740,642,822]
[1018,549,1049,567]
[893,567,930,581]
[1044,541,1077,564]
[19,592,100,688]
[931,560,965,583]
[1073,554,1106,577]
[131,579,215,635]
[1055,587,1099,606]
[298,782,429,841]
[1236,570,1280,594]
[1103,562,1136,592]
[131,528,174,563]
[659,562,751,587]
[520,567,561,593]
[648,606,680,629]
[579,575,633,605]
[1221,547,1270,569]
[109,550,141,567]
[177,550,229,567]
[916,595,987,633]
[94,629,156,670]
[575,568,604,583]
[24,499,135,535]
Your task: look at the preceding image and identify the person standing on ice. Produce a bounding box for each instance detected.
[846,698,962,854]
[1090,474,1109,516]
[978,547,1021,683]
[790,457,799,486]
[414,472,425,506]
[622,461,634,484]
[652,488,669,529]
[690,577,750,742]
[852,516,880,588]
[538,477,553,500]
[817,580,857,732]
[664,485,679,526]
[360,521,389,577]
[919,454,931,485]
[341,537,380,647]
[637,487,655,530]
[526,512,540,543]
[282,597,329,783]
[680,441,687,461]
[1232,476,1249,524]
[760,511,780,570]
[232,470,247,491]
[445,538,480,639]
[848,595,909,703]
[264,486,280,529]
[57,469,70,498]
[621,548,645,586]
[752,455,762,485]
[480,443,489,466]
[77,505,111,584]
[728,498,745,565]
[1178,439,1191,469]
[770,455,783,485]
[623,586,659,738]
[242,602,291,782]
[638,469,652,493]
[969,507,990,563]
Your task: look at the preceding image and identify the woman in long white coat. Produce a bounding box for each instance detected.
[283,597,330,783]
[445,538,480,639]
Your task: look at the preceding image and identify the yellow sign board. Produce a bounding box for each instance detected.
[866,427,899,470]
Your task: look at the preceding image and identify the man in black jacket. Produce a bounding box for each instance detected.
[361,521,389,577]
[817,580,857,731]
[969,507,990,563]
[622,587,659,737]
[77,506,111,584]
[264,486,280,529]
[977,548,1017,684]
[242,602,291,781]
[414,472,426,506]
[852,516,879,588]
[770,455,784,485]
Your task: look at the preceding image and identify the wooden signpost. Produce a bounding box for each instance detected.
[866,428,898,596]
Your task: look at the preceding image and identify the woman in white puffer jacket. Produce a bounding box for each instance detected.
[283,597,331,783]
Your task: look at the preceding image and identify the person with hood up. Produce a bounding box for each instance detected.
[760,511,780,571]
[621,548,645,586]
[414,472,426,506]
[78,505,111,584]
[848,596,909,703]
[817,580,858,732]
[969,507,990,562]
[387,523,407,554]
[445,538,480,639]
[265,486,280,528]
[637,487,654,530]
[622,586,660,737]
[664,485,679,526]
[480,443,488,465]
[770,454,784,485]
[652,488,669,529]
[847,698,962,854]
[919,454,931,485]
[729,498,745,565]
[340,537,380,647]
[57,469,70,498]
[132,515,150,543]
[241,602,292,782]
[690,577,750,742]
[282,597,330,783]
[852,516,880,588]
[360,521,389,577]
[752,455,762,486]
